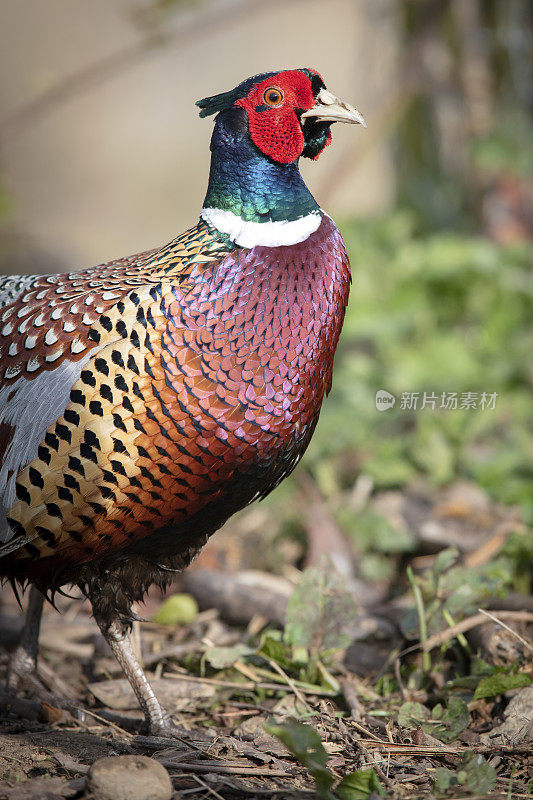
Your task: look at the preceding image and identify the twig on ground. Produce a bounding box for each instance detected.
[361,741,533,756]
[464,528,509,568]
[347,726,396,792]
[340,677,365,720]
[165,667,336,696]
[37,659,80,701]
[191,773,227,800]
[347,720,388,744]
[163,761,297,777]
[421,610,533,652]
[477,608,533,653]
[0,686,133,738]
[263,656,312,712]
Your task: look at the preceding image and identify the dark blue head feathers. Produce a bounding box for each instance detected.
[196,72,277,118]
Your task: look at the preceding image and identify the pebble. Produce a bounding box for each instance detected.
[86,755,173,800]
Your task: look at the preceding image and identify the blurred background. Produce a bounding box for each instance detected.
[0,0,531,604]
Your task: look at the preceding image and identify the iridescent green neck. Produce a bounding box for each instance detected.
[202,109,319,224]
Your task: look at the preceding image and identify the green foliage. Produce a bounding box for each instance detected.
[433,752,496,796]
[473,670,532,700]
[397,701,429,728]
[266,721,383,800]
[203,644,252,670]
[427,698,470,743]
[336,769,384,800]
[472,108,533,177]
[336,510,415,555]
[306,213,533,528]
[397,698,469,743]
[445,657,531,707]
[265,721,335,799]
[260,630,296,669]
[255,562,358,687]
[501,530,533,595]
[336,509,415,585]
[401,547,514,640]
[258,630,319,688]
[284,562,358,656]
[433,767,456,794]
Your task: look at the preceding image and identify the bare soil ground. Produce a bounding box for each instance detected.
[0,480,531,800]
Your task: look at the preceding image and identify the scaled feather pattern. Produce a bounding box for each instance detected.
[0,217,350,619]
[0,67,364,733]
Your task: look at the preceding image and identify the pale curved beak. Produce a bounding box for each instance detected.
[301,88,366,127]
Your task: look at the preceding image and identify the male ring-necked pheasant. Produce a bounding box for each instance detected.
[0,69,364,734]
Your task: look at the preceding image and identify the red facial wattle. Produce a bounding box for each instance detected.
[235,71,316,164]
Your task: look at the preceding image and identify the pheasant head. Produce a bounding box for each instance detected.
[197,68,365,163]
[197,69,365,247]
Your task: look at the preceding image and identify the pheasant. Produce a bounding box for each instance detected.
[0,68,365,735]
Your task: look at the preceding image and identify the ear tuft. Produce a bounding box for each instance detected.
[196,90,238,118]
[196,71,277,118]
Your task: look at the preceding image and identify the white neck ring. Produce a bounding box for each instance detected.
[200,207,321,248]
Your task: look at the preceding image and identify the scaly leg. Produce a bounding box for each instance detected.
[94,613,178,736]
[6,585,84,718]
[7,585,44,692]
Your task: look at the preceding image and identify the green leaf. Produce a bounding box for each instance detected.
[363,446,416,488]
[433,766,456,794]
[446,656,494,690]
[427,697,469,743]
[474,671,532,700]
[433,753,496,795]
[432,547,460,581]
[260,631,296,669]
[397,701,430,728]
[337,509,415,554]
[152,593,198,625]
[411,422,455,484]
[204,644,252,670]
[337,768,384,799]
[266,721,335,799]
[284,561,358,655]
[398,698,468,743]
[458,752,496,794]
[316,659,341,693]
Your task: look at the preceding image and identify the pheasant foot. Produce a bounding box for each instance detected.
[7,585,44,692]
[6,665,86,720]
[95,614,180,737]
[7,586,87,720]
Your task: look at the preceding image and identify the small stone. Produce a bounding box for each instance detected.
[481,686,533,746]
[86,755,172,800]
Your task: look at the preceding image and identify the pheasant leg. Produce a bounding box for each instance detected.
[95,616,179,736]
[6,585,86,718]
[7,585,44,692]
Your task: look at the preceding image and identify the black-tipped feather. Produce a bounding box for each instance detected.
[196,71,276,117]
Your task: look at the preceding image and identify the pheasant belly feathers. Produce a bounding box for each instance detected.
[0,67,364,735]
[0,216,349,595]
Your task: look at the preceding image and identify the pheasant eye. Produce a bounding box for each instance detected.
[263,88,284,107]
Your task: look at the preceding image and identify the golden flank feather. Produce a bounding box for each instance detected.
[1,66,361,737]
